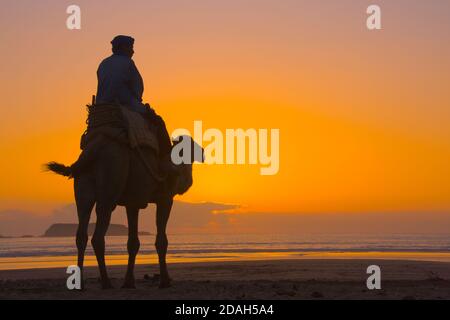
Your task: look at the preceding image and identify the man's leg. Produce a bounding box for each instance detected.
[142,111,178,188]
[155,116,172,156]
[142,111,172,157]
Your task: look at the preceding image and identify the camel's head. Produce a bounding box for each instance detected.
[170,135,204,196]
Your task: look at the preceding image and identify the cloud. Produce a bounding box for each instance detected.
[0,201,240,236]
[203,211,450,234]
[1,202,449,237]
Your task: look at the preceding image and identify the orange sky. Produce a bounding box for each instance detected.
[1,0,450,217]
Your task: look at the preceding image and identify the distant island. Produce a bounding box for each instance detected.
[43,223,151,237]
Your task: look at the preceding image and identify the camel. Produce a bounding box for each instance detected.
[46,123,203,289]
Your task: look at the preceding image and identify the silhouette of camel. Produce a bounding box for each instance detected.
[46,134,203,289]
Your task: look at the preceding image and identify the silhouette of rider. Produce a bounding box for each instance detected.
[97,36,147,114]
[66,36,173,178]
[96,35,171,154]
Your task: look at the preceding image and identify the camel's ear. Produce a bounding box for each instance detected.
[172,137,180,146]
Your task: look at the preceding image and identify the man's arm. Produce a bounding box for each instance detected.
[125,60,148,113]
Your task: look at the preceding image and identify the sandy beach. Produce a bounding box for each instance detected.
[0,259,449,300]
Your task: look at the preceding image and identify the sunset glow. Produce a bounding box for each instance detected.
[1,0,450,222]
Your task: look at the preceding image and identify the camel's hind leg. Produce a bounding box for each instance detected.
[122,206,140,289]
[155,197,173,288]
[74,176,95,290]
[91,204,114,289]
[90,142,129,289]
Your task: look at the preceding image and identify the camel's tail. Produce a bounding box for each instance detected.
[45,162,73,178]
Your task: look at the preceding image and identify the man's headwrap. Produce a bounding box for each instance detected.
[111,35,135,53]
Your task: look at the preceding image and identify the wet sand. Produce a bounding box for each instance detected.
[0,259,449,300]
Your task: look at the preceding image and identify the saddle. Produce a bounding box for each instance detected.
[81,103,159,154]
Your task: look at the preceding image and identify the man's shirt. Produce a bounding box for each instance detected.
[96,54,146,113]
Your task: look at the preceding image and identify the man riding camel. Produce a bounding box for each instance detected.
[96,35,172,157]
[56,35,174,178]
[97,35,146,114]
[45,36,203,290]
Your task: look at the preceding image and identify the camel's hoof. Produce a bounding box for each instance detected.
[159,279,172,289]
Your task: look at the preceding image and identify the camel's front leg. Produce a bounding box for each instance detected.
[155,197,173,288]
[122,206,140,289]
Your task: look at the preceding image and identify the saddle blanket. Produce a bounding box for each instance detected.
[120,106,159,154]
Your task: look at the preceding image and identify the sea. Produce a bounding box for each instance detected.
[0,233,449,270]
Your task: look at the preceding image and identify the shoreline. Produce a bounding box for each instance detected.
[1,251,450,271]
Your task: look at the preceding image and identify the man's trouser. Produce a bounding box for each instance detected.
[143,112,172,157]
